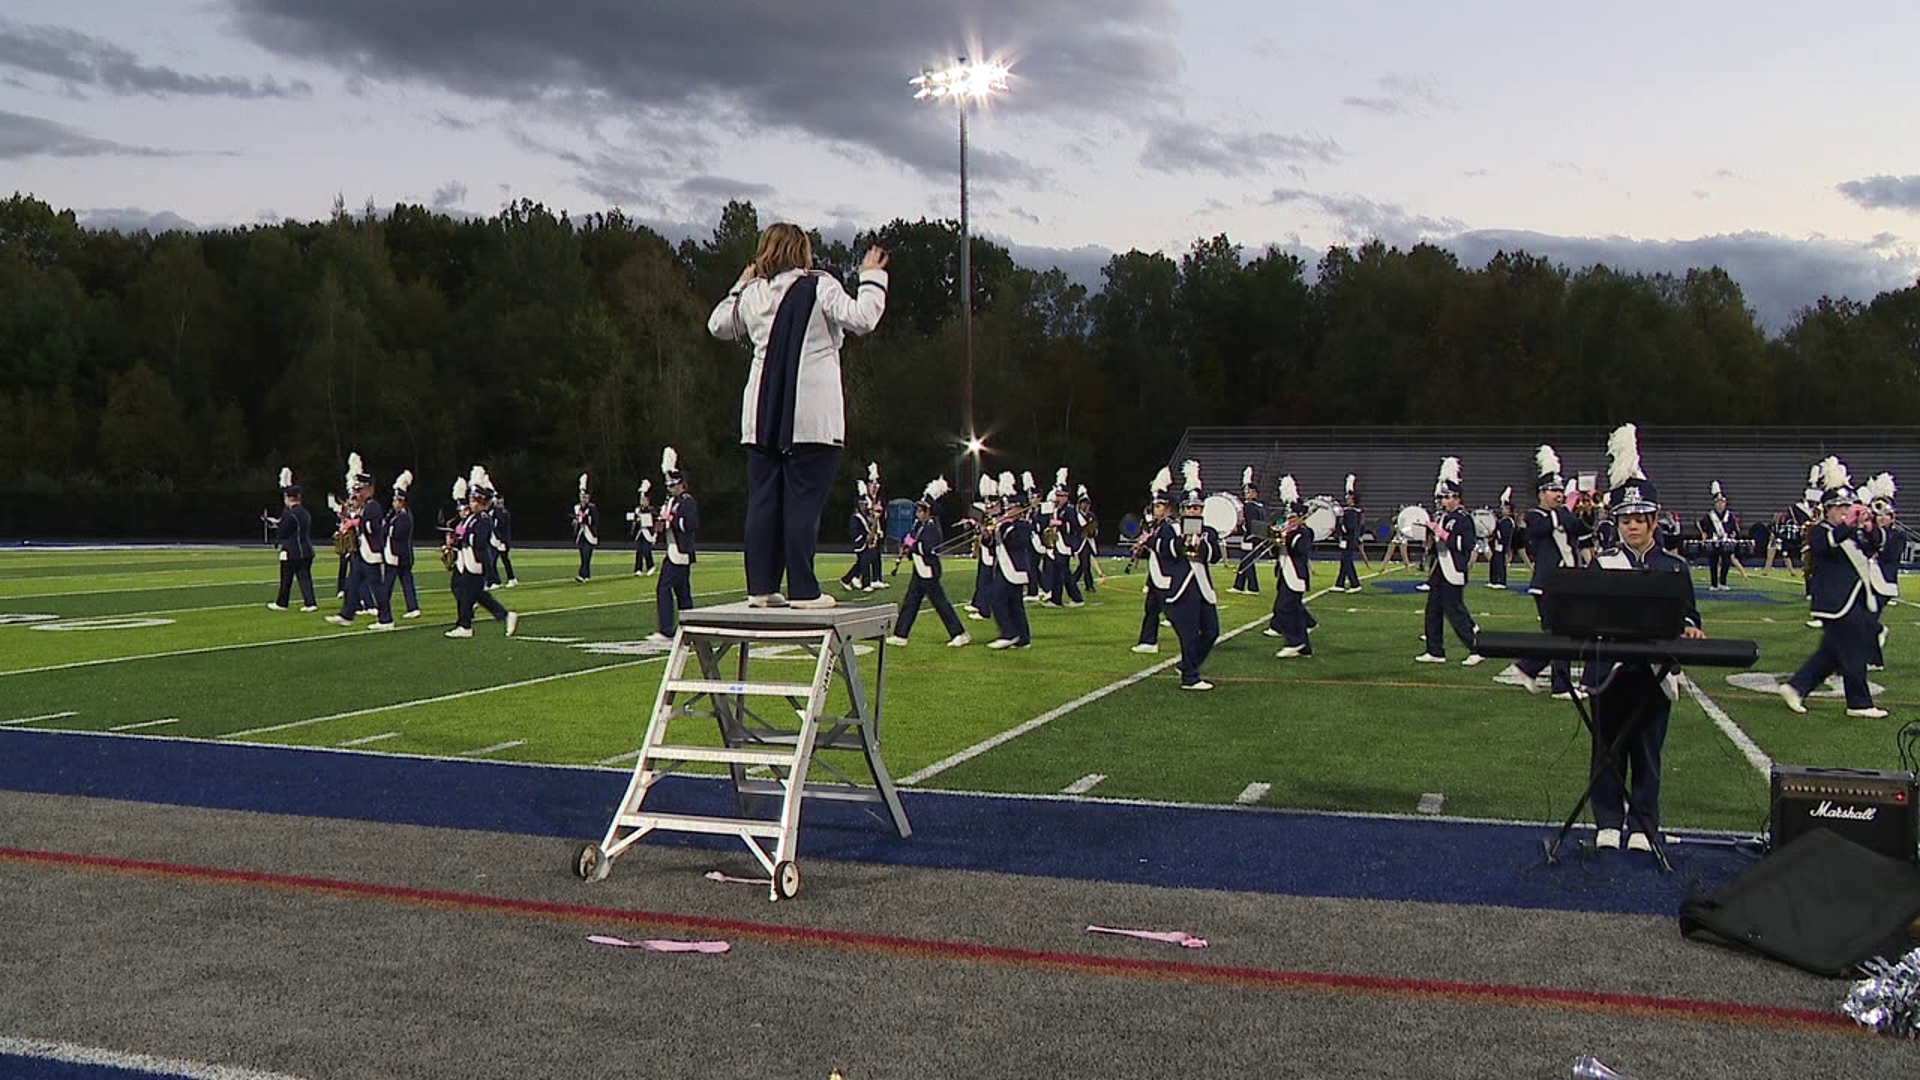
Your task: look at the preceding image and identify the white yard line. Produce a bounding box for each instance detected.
[222,658,664,738]
[1234,782,1271,805]
[0,630,402,679]
[0,1037,309,1080]
[106,717,179,732]
[1060,773,1107,795]
[462,740,528,757]
[902,572,1382,786]
[0,578,274,600]
[1,711,76,726]
[1417,792,1446,814]
[1679,673,1773,776]
[339,731,402,747]
[597,749,642,765]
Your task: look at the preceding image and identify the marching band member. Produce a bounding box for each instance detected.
[840,479,875,592]
[1268,476,1316,658]
[987,470,1035,650]
[1333,475,1364,593]
[885,478,970,648]
[648,448,700,640]
[1515,445,1587,696]
[864,463,888,590]
[490,489,517,588]
[631,480,658,576]
[707,224,887,611]
[1046,468,1086,607]
[265,467,317,612]
[383,470,421,620]
[1230,467,1266,595]
[1699,482,1736,591]
[1415,457,1482,666]
[1780,457,1886,718]
[1073,487,1099,595]
[1865,474,1904,671]
[328,492,351,600]
[573,474,599,582]
[1133,470,1174,655]
[328,454,395,629]
[446,467,518,639]
[967,475,999,621]
[1581,424,1704,853]
[1022,471,1046,602]
[1153,461,1224,690]
[1486,487,1515,589]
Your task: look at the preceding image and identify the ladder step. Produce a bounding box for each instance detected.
[644,744,798,767]
[616,812,784,838]
[737,779,882,803]
[665,678,816,698]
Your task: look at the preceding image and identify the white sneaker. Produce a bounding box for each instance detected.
[1414,653,1446,664]
[300,605,318,613]
[325,615,352,627]
[403,609,421,619]
[444,627,473,638]
[947,633,971,648]
[885,635,909,646]
[1461,654,1486,667]
[1131,643,1159,654]
[1227,588,1244,595]
[967,612,986,621]
[336,591,345,598]
[746,593,789,608]
[1262,628,1283,638]
[963,605,978,615]
[1805,619,1822,629]
[367,621,396,632]
[789,595,837,610]
[635,571,646,577]
[1848,707,1890,719]
[1276,645,1306,659]
[505,612,519,637]
[1868,664,1886,672]
[1415,583,1431,592]
[1065,600,1084,608]
[1592,828,1622,851]
[645,631,670,643]
[1520,673,1547,696]
[1780,684,1808,714]
[507,579,518,587]
[988,638,1017,650]
[1180,680,1214,691]
[265,603,287,611]
[1626,832,1653,853]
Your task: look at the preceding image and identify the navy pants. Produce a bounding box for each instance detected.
[1138,585,1164,645]
[1074,548,1097,592]
[338,557,391,623]
[897,573,965,640]
[993,572,1032,644]
[335,553,349,597]
[1048,553,1083,604]
[1334,547,1361,590]
[634,537,654,573]
[970,559,992,612]
[1788,604,1877,708]
[576,542,594,580]
[1165,592,1219,685]
[1707,551,1733,588]
[1589,665,1672,834]
[657,561,693,635]
[383,563,419,615]
[1422,577,1476,657]
[1516,593,1576,693]
[1488,551,1508,587]
[276,556,316,608]
[1271,588,1315,651]
[1233,547,1262,593]
[498,550,515,583]
[453,572,508,629]
[746,443,839,601]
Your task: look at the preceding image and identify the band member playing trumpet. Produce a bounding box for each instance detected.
[265,468,317,612]
[1487,487,1515,589]
[1516,445,1586,697]
[1780,457,1887,718]
[966,475,996,619]
[1269,475,1317,658]
[863,463,888,589]
[1021,471,1046,602]
[885,478,971,648]
[329,453,395,630]
[631,480,657,576]
[447,467,518,639]
[573,474,599,583]
[987,470,1035,649]
[383,470,421,620]
[1073,487,1099,595]
[1333,475,1364,592]
[1415,456,1481,666]
[841,479,878,591]
[1230,467,1265,595]
[1045,468,1085,607]
[1152,461,1223,690]
[1133,470,1174,654]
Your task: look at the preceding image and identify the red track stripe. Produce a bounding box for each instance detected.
[0,845,1859,1034]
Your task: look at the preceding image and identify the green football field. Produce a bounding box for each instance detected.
[1,545,1913,831]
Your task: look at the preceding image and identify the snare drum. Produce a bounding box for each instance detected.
[1394,504,1432,542]
[1202,493,1244,538]
[1303,497,1338,541]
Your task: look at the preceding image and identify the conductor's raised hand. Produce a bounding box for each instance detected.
[736,261,759,286]
[860,246,889,272]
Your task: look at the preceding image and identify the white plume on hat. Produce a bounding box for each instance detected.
[1076,484,1088,500]
[1818,455,1851,493]
[1869,472,1898,505]
[998,470,1017,495]
[469,465,494,493]
[578,472,589,494]
[327,494,341,513]
[661,447,679,477]
[1181,459,1201,493]
[277,467,292,489]
[1242,466,1254,488]
[345,452,364,488]
[1438,456,1461,485]
[394,470,413,496]
[978,473,994,499]
[1021,470,1036,494]
[867,462,879,483]
[924,478,950,501]
[1344,473,1356,495]
[1150,467,1172,497]
[1500,485,1513,506]
[1710,480,1723,498]
[639,479,652,496]
[1606,424,1644,490]
[1808,464,1821,486]
[857,480,868,499]
[1055,467,1069,490]
[1535,445,1561,477]
[451,477,467,501]
[1279,475,1299,505]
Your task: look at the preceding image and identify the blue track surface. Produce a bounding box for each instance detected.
[0,729,1761,916]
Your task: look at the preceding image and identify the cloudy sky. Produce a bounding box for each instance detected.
[3,0,1918,329]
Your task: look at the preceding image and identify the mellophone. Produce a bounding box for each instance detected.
[1473,630,1758,668]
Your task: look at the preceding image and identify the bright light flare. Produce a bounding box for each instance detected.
[910,59,1011,101]
[964,436,987,455]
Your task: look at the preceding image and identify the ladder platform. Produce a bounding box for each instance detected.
[617,812,786,838]
[645,744,797,768]
[664,678,816,698]
[681,602,896,640]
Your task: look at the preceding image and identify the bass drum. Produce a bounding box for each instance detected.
[1471,508,1498,547]
[1394,504,1431,542]
[1302,497,1338,541]
[1202,493,1243,537]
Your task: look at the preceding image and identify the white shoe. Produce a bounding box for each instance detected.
[300,605,318,613]
[1780,684,1808,714]
[1262,628,1283,638]
[635,571,645,577]
[963,605,978,615]
[646,631,670,643]
[1461,654,1486,667]
[1848,707,1890,719]
[1592,828,1622,851]
[1227,588,1244,595]
[1414,653,1446,664]
[1415,584,1431,592]
[444,627,473,638]
[367,621,396,632]
[1276,645,1306,659]
[967,612,986,621]
[265,603,287,611]
[1868,664,1886,673]
[746,593,789,608]
[336,591,345,599]
[1180,680,1214,692]
[988,638,1016,650]
[1488,583,1505,590]
[1065,600,1084,608]
[505,612,519,637]
[1805,619,1822,629]
[1519,673,1546,696]
[875,580,891,589]
[789,595,837,610]
[507,579,518,587]
[885,635,909,646]
[403,609,421,619]
[325,615,352,627]
[1626,832,1653,853]
[1131,643,1159,654]
[948,633,971,647]
[573,577,587,584]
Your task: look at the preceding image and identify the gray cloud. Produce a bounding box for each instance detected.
[1265,187,1465,244]
[229,0,1180,181]
[1142,122,1342,177]
[0,18,310,99]
[431,110,479,131]
[430,181,467,211]
[676,175,777,201]
[0,110,178,159]
[1836,174,1920,212]
[1341,73,1454,116]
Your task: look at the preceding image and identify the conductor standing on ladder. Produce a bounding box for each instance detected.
[707,222,889,611]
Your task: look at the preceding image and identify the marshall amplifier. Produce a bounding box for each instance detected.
[1770,765,1918,863]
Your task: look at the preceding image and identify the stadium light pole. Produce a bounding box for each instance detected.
[911,56,1009,500]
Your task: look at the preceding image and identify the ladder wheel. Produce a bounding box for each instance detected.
[574,842,611,882]
[773,860,801,900]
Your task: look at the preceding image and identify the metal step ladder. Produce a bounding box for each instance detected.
[574,602,908,901]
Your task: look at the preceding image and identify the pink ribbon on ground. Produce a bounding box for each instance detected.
[704,870,771,887]
[588,934,730,954]
[1086,925,1209,949]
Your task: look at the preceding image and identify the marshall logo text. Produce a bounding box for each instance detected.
[1810,800,1878,822]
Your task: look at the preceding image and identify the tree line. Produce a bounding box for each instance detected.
[1,191,1916,540]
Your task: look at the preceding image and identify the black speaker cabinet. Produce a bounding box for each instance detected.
[1770,765,1918,863]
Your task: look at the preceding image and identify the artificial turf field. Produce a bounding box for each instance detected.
[1,544,1913,833]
